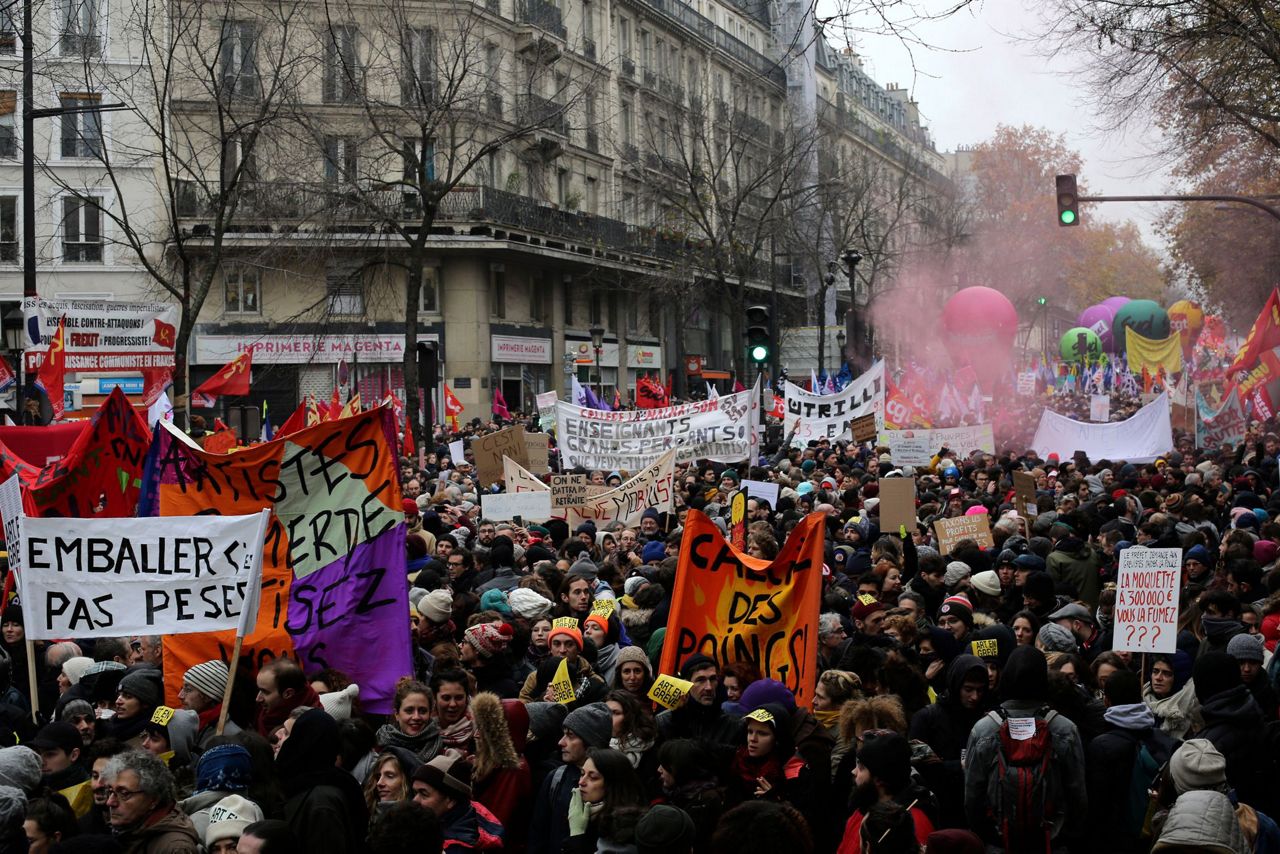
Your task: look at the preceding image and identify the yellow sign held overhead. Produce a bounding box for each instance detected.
[647,673,694,710]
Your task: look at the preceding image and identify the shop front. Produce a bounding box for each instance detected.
[490,334,553,414]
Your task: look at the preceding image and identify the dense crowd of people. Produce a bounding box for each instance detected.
[0,411,1277,854]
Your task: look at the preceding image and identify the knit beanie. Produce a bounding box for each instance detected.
[568,557,599,583]
[635,804,697,854]
[738,678,796,714]
[937,595,973,628]
[547,624,583,650]
[1169,738,1229,794]
[61,656,94,686]
[677,653,716,680]
[642,541,667,564]
[1037,623,1076,653]
[61,699,93,722]
[417,589,453,624]
[563,701,612,749]
[319,684,360,721]
[183,660,230,702]
[0,746,41,794]
[205,794,264,847]
[508,588,554,620]
[944,561,972,588]
[970,570,1002,597]
[0,786,25,829]
[194,744,253,795]
[464,623,512,658]
[615,645,652,679]
[623,576,649,597]
[851,597,886,622]
[479,589,513,618]
[1227,633,1265,664]
[118,668,164,709]
[1194,651,1242,703]
[855,731,912,793]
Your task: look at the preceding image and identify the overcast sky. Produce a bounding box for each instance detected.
[823,0,1175,252]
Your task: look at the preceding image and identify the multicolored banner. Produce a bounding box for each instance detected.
[1196,387,1246,449]
[659,509,825,707]
[1125,328,1183,375]
[141,409,410,713]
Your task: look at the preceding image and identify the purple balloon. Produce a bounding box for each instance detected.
[1078,303,1119,351]
[1101,296,1131,313]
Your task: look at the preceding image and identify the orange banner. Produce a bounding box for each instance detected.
[659,509,825,706]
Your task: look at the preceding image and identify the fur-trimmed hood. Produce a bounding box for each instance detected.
[470,692,524,782]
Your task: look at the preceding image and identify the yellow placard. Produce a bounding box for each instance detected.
[971,639,1000,658]
[744,707,775,724]
[857,593,878,606]
[647,673,694,710]
[590,599,616,619]
[552,616,579,630]
[58,781,93,818]
[150,706,175,726]
[548,657,577,705]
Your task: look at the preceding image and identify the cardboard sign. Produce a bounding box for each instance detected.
[850,414,878,444]
[503,457,549,494]
[1113,547,1180,653]
[480,490,553,522]
[877,478,916,532]
[472,426,527,487]
[647,673,693,710]
[524,433,550,473]
[934,513,994,555]
[1012,471,1039,518]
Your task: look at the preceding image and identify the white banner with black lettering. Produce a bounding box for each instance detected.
[18,511,269,640]
[883,424,995,466]
[556,381,757,470]
[784,361,885,447]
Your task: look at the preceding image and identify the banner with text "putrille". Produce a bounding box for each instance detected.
[784,361,884,447]
[555,381,757,470]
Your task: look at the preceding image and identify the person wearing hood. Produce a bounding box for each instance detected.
[909,654,991,830]
[1144,651,1202,739]
[470,693,531,847]
[1192,650,1276,815]
[412,754,505,850]
[581,613,622,687]
[917,625,963,693]
[179,743,255,841]
[101,749,201,852]
[963,646,1088,849]
[725,704,814,828]
[1160,738,1280,854]
[1227,632,1278,721]
[139,705,200,770]
[377,679,444,763]
[475,537,520,595]
[837,730,935,852]
[275,708,368,852]
[1085,670,1176,851]
[109,668,165,748]
[1046,516,1103,608]
[1152,789,1249,854]
[1199,590,1247,658]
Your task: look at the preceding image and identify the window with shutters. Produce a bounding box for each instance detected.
[323,136,358,184]
[57,0,101,55]
[0,197,15,263]
[0,92,14,157]
[324,25,361,104]
[326,267,364,316]
[223,265,261,314]
[401,27,434,104]
[61,196,103,263]
[219,22,258,98]
[59,93,102,158]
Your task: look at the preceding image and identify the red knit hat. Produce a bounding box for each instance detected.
[463,623,511,658]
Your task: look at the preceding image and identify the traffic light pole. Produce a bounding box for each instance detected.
[1078,193,1280,222]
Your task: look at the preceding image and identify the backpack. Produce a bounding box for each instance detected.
[1120,732,1166,840]
[985,707,1061,854]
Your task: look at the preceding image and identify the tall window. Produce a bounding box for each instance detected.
[618,17,630,56]
[0,92,14,157]
[59,93,102,158]
[0,197,15,262]
[219,22,258,97]
[0,7,14,55]
[221,136,256,186]
[401,137,435,184]
[490,266,506,318]
[326,267,364,315]
[323,136,358,184]
[620,98,633,142]
[324,25,361,104]
[223,266,261,314]
[417,266,440,312]
[57,0,100,55]
[61,196,102,262]
[562,276,573,326]
[401,27,434,104]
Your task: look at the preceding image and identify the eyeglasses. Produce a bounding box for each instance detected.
[106,788,145,803]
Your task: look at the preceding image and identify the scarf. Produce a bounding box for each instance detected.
[1202,614,1244,641]
[108,710,150,743]
[729,746,784,792]
[376,721,444,763]
[197,704,222,734]
[440,713,475,752]
[813,708,842,730]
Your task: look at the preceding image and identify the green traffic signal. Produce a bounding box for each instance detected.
[1037,296,1047,305]
[749,344,769,363]
[1060,210,1076,225]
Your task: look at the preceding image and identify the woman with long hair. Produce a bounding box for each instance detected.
[362,748,420,824]
[564,747,648,853]
[605,690,657,770]
[432,669,476,757]
[376,679,443,763]
[469,692,532,849]
[610,646,654,700]
[1143,651,1202,739]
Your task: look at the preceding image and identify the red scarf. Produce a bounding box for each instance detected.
[729,747,784,791]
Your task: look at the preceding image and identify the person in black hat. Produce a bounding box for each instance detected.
[655,655,738,750]
[28,720,89,790]
[635,804,695,854]
[410,755,503,850]
[839,730,935,848]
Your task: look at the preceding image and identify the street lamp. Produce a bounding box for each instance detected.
[589,325,605,398]
[2,306,23,421]
[841,249,863,368]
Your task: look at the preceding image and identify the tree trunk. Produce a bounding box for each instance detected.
[403,253,423,455]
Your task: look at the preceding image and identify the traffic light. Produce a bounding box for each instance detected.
[1036,296,1047,306]
[745,305,771,364]
[1056,174,1080,226]
[416,342,438,393]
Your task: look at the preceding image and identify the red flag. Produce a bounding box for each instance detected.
[34,316,67,420]
[636,376,668,409]
[444,385,463,416]
[733,378,746,393]
[152,318,176,349]
[613,388,622,409]
[492,388,510,420]
[192,351,252,406]
[326,388,341,420]
[141,368,172,407]
[213,417,230,432]
[276,398,310,437]
[664,371,673,399]
[768,393,785,419]
[0,354,15,395]
[1231,288,1280,374]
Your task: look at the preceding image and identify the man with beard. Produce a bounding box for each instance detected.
[836,731,936,851]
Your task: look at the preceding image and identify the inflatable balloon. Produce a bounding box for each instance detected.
[1077,303,1119,352]
[1102,296,1131,314]
[1168,299,1205,349]
[1113,299,1170,353]
[1060,327,1102,362]
[941,287,1018,390]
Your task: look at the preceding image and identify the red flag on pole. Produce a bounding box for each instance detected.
[276,398,310,438]
[34,316,67,420]
[492,388,510,420]
[192,351,252,407]
[444,385,463,417]
[1230,288,1280,374]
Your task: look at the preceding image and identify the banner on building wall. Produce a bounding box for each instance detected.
[783,361,884,447]
[24,298,178,373]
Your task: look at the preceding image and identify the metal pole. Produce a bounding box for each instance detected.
[21,0,34,299]
[1078,193,1280,222]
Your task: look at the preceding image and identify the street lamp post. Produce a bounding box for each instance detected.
[562,352,574,400]
[589,325,605,399]
[2,306,23,422]
[841,249,863,369]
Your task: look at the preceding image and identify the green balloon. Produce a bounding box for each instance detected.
[1060,327,1102,362]
[1113,299,1171,351]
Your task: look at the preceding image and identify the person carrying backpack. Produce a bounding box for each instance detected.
[1085,670,1177,852]
[963,645,1087,853]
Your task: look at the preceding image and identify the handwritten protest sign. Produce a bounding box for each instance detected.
[883,424,995,467]
[1017,373,1036,396]
[562,450,676,528]
[660,509,825,707]
[548,657,576,704]
[0,476,22,575]
[550,475,590,515]
[19,512,267,640]
[1012,471,1039,518]
[481,490,553,522]
[934,513,994,555]
[878,478,916,532]
[1197,389,1245,449]
[472,426,527,487]
[503,457,549,494]
[523,433,550,473]
[1114,547,1180,654]
[143,409,409,713]
[850,414,878,444]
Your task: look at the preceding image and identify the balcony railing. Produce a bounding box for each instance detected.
[516,0,567,39]
[516,93,569,136]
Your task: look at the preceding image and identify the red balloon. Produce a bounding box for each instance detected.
[942,287,1019,388]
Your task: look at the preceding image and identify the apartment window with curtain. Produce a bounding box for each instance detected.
[402,137,435,184]
[59,93,102,158]
[416,266,440,312]
[61,196,102,262]
[223,265,261,314]
[0,197,16,262]
[326,267,364,315]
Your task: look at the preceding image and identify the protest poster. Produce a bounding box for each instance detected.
[1017,373,1036,396]
[783,361,884,447]
[143,408,410,713]
[850,414,878,444]
[18,512,268,640]
[934,513,994,555]
[648,674,693,710]
[562,450,676,528]
[503,457,549,495]
[730,491,746,550]
[536,391,559,433]
[524,433,550,472]
[883,424,995,467]
[556,382,757,470]
[1032,392,1172,463]
[1012,471,1039,518]
[481,490,553,522]
[23,297,178,373]
[739,479,779,509]
[0,476,22,575]
[1089,395,1110,422]
[0,388,150,519]
[660,509,825,707]
[878,478,916,532]
[447,440,465,465]
[1197,389,1246,449]
[472,426,527,487]
[1113,547,1180,653]
[550,474,590,515]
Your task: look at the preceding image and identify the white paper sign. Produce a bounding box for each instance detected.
[20,512,268,640]
[503,457,550,494]
[1032,392,1172,463]
[1017,373,1036,396]
[1113,547,1180,654]
[1007,717,1036,741]
[481,490,553,522]
[784,361,885,447]
[740,479,779,508]
[883,424,995,466]
[1089,395,1110,422]
[0,475,23,579]
[448,440,465,465]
